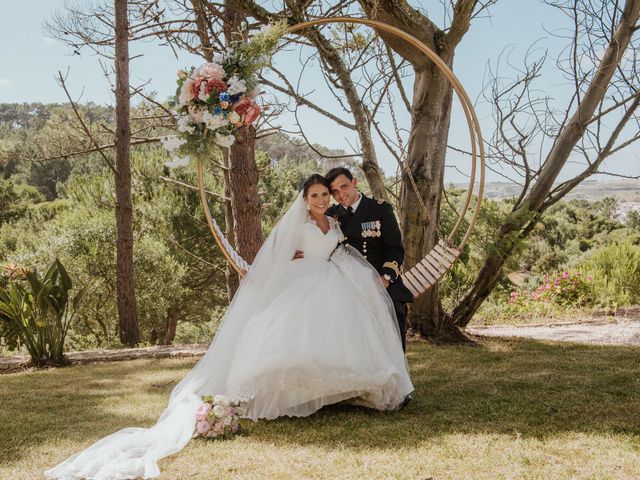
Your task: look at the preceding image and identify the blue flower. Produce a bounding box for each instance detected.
[219,92,231,102]
[214,106,222,115]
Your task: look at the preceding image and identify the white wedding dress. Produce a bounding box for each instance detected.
[45,193,413,480]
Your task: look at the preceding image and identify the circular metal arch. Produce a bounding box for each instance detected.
[198,17,485,275]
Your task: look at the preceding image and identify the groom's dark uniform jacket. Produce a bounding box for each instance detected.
[327,194,413,350]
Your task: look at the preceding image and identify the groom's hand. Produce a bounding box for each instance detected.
[380,276,390,289]
[292,250,304,260]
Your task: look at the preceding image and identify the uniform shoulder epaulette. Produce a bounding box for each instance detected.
[376,198,385,205]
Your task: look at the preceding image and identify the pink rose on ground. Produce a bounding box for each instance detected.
[195,402,212,420]
[226,407,236,416]
[243,105,261,125]
[196,419,211,435]
[231,423,239,433]
[213,421,225,435]
[196,62,225,80]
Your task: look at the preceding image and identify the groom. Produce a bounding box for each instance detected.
[324,167,413,352]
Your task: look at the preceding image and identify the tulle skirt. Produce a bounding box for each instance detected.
[227,249,413,419]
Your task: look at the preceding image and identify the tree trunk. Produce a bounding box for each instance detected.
[160,306,179,345]
[224,0,263,264]
[114,0,139,346]
[401,65,454,337]
[228,125,263,262]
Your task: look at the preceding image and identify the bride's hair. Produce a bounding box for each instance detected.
[302,174,330,198]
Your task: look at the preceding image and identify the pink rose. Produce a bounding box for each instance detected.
[178,77,196,106]
[196,62,225,80]
[231,423,239,433]
[188,105,205,123]
[226,407,236,416]
[213,421,225,435]
[196,419,211,435]
[195,402,212,420]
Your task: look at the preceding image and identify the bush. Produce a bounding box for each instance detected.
[579,240,640,307]
[0,259,86,366]
[506,271,594,314]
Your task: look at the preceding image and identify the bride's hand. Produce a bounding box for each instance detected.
[292,250,304,260]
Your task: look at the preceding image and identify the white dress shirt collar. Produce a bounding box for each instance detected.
[348,193,363,212]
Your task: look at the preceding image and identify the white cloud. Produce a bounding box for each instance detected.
[43,36,58,48]
[0,78,13,88]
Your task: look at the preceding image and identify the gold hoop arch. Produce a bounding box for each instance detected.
[198,17,485,280]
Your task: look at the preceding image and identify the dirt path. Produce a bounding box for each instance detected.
[467,318,640,346]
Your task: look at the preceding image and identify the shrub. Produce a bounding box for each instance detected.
[507,271,594,313]
[0,259,87,366]
[579,240,640,307]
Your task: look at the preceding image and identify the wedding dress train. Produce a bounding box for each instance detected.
[45,193,413,480]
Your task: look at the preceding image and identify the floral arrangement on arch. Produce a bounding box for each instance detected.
[162,21,287,167]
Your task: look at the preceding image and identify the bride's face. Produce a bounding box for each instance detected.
[305,184,330,215]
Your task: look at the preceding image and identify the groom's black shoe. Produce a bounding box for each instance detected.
[399,393,413,410]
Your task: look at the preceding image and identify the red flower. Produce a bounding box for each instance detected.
[233,99,253,116]
[243,104,261,125]
[192,77,206,97]
[206,79,228,94]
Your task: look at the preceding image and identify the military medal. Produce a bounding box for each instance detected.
[361,220,381,238]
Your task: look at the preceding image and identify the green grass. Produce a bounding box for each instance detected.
[1,339,639,479]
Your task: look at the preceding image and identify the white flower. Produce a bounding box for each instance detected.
[160,135,187,153]
[176,115,195,134]
[164,156,191,169]
[228,111,241,125]
[214,395,230,407]
[197,82,210,102]
[215,133,235,148]
[226,75,247,96]
[195,62,224,80]
[223,416,232,426]
[212,404,226,418]
[202,111,229,131]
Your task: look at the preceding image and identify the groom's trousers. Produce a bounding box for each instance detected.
[393,301,407,352]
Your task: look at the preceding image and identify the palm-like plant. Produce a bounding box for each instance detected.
[0,259,87,367]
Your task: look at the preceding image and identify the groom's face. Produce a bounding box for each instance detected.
[330,174,359,207]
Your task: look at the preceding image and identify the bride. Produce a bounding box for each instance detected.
[45,174,413,480]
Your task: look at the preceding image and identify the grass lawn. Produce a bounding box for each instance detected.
[1,338,639,479]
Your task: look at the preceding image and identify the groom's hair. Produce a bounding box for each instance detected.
[325,167,353,184]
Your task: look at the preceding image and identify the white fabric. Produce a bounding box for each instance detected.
[45,193,413,480]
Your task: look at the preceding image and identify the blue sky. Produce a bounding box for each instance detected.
[0,0,637,183]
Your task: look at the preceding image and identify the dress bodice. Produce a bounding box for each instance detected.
[298,216,342,260]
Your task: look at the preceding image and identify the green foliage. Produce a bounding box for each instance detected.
[0,179,44,226]
[579,239,640,307]
[0,259,87,366]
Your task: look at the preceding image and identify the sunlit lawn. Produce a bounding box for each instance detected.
[1,338,639,479]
